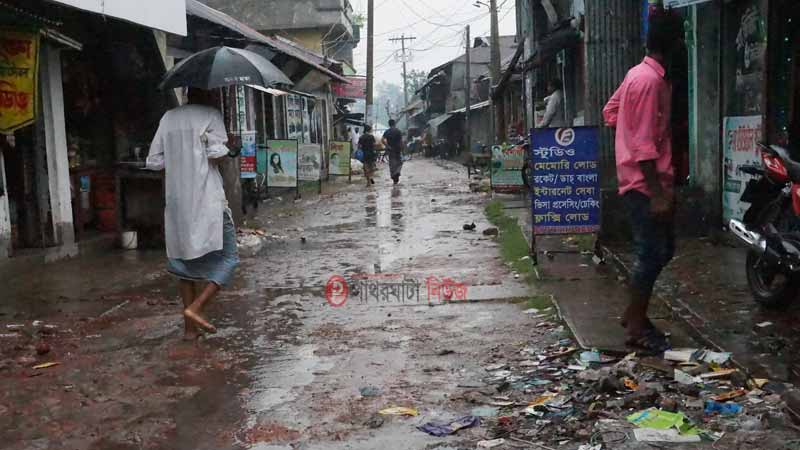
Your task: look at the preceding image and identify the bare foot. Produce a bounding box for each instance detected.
[182,328,202,341]
[183,309,217,334]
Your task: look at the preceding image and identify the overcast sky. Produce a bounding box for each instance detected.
[350,0,518,86]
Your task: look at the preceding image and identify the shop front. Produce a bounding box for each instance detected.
[58,17,173,247]
[0,10,79,260]
[0,0,184,262]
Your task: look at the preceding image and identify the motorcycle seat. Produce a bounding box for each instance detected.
[767,144,800,182]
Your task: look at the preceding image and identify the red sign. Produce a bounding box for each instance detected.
[332,77,367,100]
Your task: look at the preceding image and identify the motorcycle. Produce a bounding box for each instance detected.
[729,142,800,307]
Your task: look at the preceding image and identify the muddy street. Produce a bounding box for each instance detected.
[2,160,541,450]
[4,159,800,450]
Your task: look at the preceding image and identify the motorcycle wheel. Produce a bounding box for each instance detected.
[746,249,798,308]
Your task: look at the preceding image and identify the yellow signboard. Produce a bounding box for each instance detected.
[0,30,39,133]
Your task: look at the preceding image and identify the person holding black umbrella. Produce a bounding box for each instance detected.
[146,88,238,339]
[149,46,292,339]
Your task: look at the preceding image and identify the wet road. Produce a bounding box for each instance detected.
[1,159,535,450]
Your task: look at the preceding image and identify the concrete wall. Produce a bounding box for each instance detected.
[0,151,9,258]
[287,29,325,54]
[687,2,723,232]
[200,0,353,36]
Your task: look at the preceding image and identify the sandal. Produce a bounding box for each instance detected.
[620,318,657,330]
[625,327,671,354]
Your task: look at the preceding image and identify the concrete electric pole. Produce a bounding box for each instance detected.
[489,0,504,143]
[465,25,471,157]
[366,0,374,126]
[389,34,416,107]
[489,0,501,83]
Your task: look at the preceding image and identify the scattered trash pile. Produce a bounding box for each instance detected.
[1,321,63,376]
[237,227,277,256]
[405,313,800,449]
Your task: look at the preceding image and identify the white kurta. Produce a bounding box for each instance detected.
[542,89,567,128]
[146,104,230,260]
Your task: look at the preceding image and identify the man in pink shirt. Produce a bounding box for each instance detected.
[603,14,683,353]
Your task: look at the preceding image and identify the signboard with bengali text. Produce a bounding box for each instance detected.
[332,77,367,99]
[0,30,39,133]
[265,140,298,188]
[328,141,351,176]
[239,131,257,179]
[299,143,323,181]
[490,144,526,193]
[531,127,601,235]
[723,116,762,222]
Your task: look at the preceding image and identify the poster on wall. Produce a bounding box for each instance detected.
[490,144,526,193]
[731,1,767,115]
[0,30,39,133]
[328,141,351,176]
[723,116,762,222]
[298,143,322,181]
[531,127,601,235]
[265,140,298,188]
[239,131,257,179]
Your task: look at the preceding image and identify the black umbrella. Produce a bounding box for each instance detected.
[159,46,293,90]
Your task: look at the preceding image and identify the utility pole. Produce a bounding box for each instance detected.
[366,0,374,126]
[489,0,504,143]
[389,34,416,107]
[465,25,471,158]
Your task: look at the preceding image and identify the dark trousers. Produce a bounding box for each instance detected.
[624,190,675,298]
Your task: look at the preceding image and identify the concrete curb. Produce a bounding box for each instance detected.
[600,244,756,374]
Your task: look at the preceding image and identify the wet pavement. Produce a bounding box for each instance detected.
[531,236,696,353]
[3,159,800,449]
[1,159,536,449]
[608,238,800,383]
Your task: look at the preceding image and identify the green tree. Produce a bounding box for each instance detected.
[375,81,404,125]
[405,69,429,96]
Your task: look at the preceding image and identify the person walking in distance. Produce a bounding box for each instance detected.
[350,127,361,155]
[146,88,239,340]
[359,125,378,186]
[382,119,404,184]
[602,13,683,353]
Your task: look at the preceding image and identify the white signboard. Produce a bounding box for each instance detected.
[50,0,187,36]
[664,0,712,8]
[298,144,322,181]
[723,116,763,222]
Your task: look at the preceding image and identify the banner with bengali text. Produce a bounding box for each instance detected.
[490,144,526,193]
[0,29,39,133]
[328,141,351,176]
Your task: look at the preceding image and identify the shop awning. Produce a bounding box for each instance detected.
[185,0,349,84]
[428,113,455,138]
[428,113,453,129]
[49,0,187,35]
[523,26,581,69]
[448,100,491,114]
[493,41,525,99]
[246,84,289,96]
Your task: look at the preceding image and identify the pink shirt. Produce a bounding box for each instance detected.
[603,56,673,197]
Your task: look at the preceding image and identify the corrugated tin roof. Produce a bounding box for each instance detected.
[185,0,349,84]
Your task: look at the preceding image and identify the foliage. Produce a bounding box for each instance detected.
[405,69,429,96]
[485,200,536,282]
